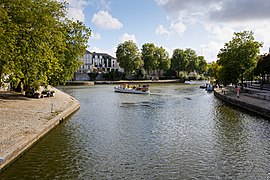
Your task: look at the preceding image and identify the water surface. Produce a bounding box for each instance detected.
[1,84,269,179]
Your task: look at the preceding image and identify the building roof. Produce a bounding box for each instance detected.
[85,49,91,54]
[91,52,116,59]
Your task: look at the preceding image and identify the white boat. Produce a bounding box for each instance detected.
[114,84,150,94]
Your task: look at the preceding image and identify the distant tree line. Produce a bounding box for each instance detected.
[116,41,208,81]
[116,31,270,88]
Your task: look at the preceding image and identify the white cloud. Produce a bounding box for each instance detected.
[209,0,270,22]
[203,22,234,42]
[155,21,186,37]
[155,25,170,36]
[66,8,85,22]
[99,0,111,10]
[156,0,270,60]
[119,33,136,43]
[170,21,186,35]
[156,0,270,23]
[155,0,218,15]
[91,32,101,40]
[163,46,173,57]
[92,11,123,29]
[60,0,89,22]
[200,41,223,62]
[65,0,88,8]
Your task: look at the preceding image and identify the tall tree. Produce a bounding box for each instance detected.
[0,0,90,91]
[217,31,262,87]
[154,46,170,75]
[185,48,198,73]
[197,56,208,74]
[171,48,188,76]
[141,43,157,74]
[207,61,221,81]
[116,40,143,75]
[254,53,270,88]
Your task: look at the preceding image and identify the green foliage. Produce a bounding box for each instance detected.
[135,69,146,79]
[116,40,143,75]
[171,48,207,77]
[185,48,198,73]
[141,43,157,73]
[217,31,262,86]
[171,48,188,75]
[197,56,207,74]
[141,43,170,76]
[102,71,123,81]
[0,0,91,91]
[254,54,270,76]
[178,71,188,82]
[154,46,170,74]
[207,62,220,80]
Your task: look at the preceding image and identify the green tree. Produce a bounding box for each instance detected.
[116,40,143,75]
[171,48,188,77]
[154,46,170,76]
[254,54,270,88]
[207,61,221,81]
[217,31,262,87]
[141,43,157,75]
[0,0,90,92]
[185,48,198,73]
[49,20,90,85]
[197,56,207,74]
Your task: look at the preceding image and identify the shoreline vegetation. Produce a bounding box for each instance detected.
[66,79,183,85]
[0,87,80,172]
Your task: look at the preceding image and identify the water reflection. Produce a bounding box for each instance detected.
[0,84,269,179]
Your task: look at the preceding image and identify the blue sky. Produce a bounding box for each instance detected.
[63,0,270,62]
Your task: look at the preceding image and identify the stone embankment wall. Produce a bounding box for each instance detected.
[214,90,270,119]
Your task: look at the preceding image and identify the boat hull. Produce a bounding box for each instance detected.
[114,87,150,94]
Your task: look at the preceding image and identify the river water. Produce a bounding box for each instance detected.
[1,84,270,179]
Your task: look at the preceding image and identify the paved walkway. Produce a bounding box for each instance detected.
[0,88,80,171]
[215,87,270,117]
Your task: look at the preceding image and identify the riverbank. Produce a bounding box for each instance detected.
[214,87,270,119]
[0,88,80,171]
[94,79,182,84]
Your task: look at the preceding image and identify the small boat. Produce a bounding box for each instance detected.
[114,84,150,94]
[206,84,213,92]
[200,84,208,89]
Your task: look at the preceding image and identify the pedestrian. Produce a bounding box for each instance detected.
[236,86,240,98]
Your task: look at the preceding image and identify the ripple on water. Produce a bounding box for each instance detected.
[0,85,270,179]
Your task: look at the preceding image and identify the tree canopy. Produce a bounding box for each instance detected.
[254,54,270,85]
[207,61,220,81]
[170,48,207,78]
[116,40,143,75]
[185,48,198,73]
[141,43,157,74]
[154,46,170,74]
[171,48,188,75]
[0,0,91,91]
[217,31,262,86]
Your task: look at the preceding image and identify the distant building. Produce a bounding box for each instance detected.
[74,50,123,81]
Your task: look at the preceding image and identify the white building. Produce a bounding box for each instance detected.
[77,50,123,73]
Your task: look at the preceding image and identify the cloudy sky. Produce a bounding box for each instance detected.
[64,0,270,62]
